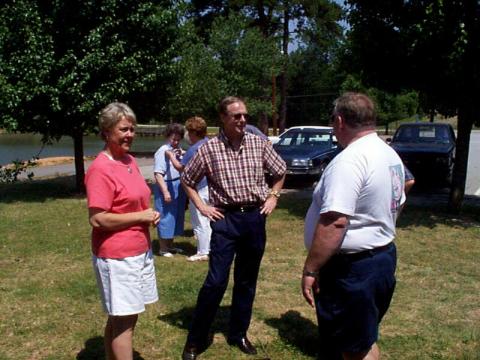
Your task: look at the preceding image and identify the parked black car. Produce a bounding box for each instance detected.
[272,126,340,181]
[388,123,456,183]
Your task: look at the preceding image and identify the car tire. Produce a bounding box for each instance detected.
[319,161,328,177]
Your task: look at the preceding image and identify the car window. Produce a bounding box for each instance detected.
[277,132,296,146]
[277,131,332,147]
[394,125,452,143]
[394,126,416,142]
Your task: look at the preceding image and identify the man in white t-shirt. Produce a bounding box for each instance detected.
[302,93,406,360]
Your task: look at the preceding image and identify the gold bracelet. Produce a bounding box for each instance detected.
[269,190,281,198]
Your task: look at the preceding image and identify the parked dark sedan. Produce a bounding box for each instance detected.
[388,123,456,183]
[272,126,339,180]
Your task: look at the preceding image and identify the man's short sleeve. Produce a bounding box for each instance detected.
[318,159,364,216]
[182,150,206,188]
[263,141,287,177]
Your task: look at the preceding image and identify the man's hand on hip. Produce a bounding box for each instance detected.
[260,196,278,215]
[200,205,225,221]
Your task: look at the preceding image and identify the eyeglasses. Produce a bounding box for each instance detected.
[228,112,250,121]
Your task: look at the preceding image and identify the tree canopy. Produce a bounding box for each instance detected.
[0,0,178,189]
[182,0,344,132]
[167,15,281,124]
[344,0,480,212]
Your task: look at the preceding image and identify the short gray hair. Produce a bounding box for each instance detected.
[333,92,376,129]
[98,102,137,140]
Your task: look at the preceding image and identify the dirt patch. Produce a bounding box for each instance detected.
[36,156,96,166]
[36,157,75,166]
[3,156,96,168]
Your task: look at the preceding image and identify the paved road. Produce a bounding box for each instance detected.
[466,130,480,195]
[19,156,156,182]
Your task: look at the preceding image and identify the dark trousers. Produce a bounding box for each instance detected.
[187,208,266,344]
[314,243,397,358]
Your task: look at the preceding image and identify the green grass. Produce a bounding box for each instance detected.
[1,178,479,359]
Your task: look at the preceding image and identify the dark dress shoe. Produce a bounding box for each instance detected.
[227,336,258,355]
[182,336,213,360]
[182,343,199,360]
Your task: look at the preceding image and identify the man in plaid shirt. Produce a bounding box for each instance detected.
[181,96,286,360]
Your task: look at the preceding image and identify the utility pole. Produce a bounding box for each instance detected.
[272,74,277,135]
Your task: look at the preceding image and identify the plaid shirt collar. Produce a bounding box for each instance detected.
[218,129,246,150]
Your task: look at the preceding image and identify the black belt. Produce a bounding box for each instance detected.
[218,204,261,213]
[336,242,394,262]
[165,177,180,182]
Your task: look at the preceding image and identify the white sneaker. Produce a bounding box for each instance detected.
[159,251,174,258]
[187,254,209,262]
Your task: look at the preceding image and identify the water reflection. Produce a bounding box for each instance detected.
[0,133,167,165]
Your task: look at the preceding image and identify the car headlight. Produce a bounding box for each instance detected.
[292,159,313,167]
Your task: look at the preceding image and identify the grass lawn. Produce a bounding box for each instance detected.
[0,178,479,359]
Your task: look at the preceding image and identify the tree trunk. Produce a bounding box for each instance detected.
[258,112,269,136]
[278,2,289,134]
[448,104,473,213]
[448,0,479,213]
[72,129,86,193]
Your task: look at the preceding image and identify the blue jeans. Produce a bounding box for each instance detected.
[187,208,266,344]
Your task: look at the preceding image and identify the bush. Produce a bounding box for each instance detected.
[0,158,37,183]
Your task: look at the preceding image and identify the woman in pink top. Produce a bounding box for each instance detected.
[85,102,160,360]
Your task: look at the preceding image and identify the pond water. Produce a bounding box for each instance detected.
[0,133,167,165]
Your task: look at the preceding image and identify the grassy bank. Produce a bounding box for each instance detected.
[0,178,479,359]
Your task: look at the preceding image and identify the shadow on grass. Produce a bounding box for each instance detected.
[277,186,480,230]
[0,176,80,203]
[158,305,231,337]
[276,192,311,219]
[76,336,145,359]
[151,237,197,256]
[264,310,318,357]
[396,205,480,229]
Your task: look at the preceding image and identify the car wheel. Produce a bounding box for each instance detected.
[445,165,453,185]
[319,161,328,176]
[445,156,454,185]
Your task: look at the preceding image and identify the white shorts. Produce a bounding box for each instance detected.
[92,249,159,316]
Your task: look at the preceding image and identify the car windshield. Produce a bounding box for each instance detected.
[276,130,332,147]
[393,125,452,144]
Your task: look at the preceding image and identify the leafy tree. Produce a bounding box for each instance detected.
[168,15,281,126]
[0,0,178,191]
[339,74,419,133]
[344,0,480,212]
[183,0,343,133]
[286,38,345,126]
[166,22,227,122]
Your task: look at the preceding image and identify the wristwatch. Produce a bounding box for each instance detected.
[268,190,281,198]
[303,269,319,277]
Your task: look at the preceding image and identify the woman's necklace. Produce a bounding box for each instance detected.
[103,151,132,173]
